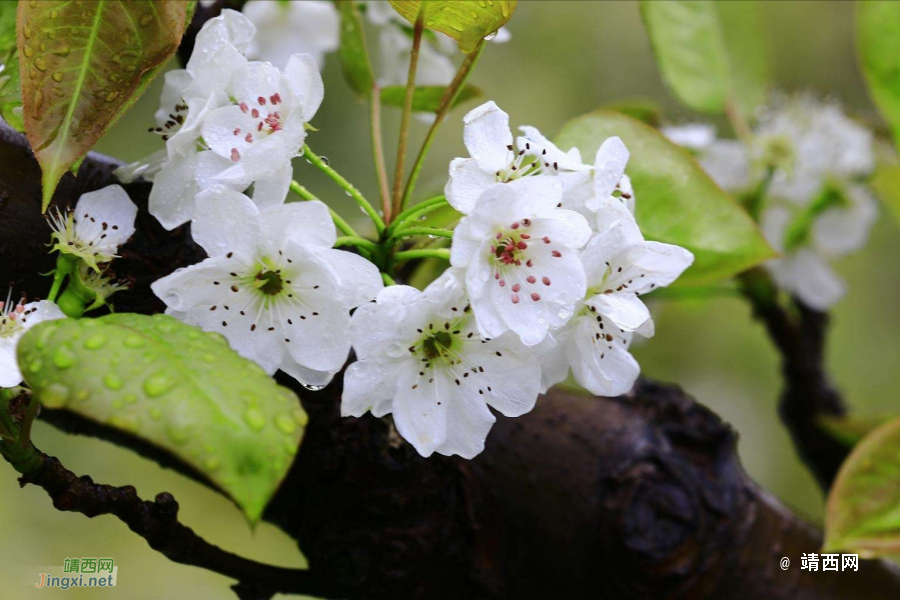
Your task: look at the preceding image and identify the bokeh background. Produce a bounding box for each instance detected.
[2,1,898,598]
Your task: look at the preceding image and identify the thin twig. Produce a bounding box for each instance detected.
[371,84,393,223]
[391,5,427,219]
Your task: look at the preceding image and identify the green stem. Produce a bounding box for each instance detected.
[745,166,775,222]
[391,5,427,219]
[18,394,39,449]
[302,145,386,235]
[393,248,451,263]
[47,271,65,303]
[388,195,450,234]
[335,236,380,253]
[370,84,392,222]
[289,180,359,238]
[388,227,454,244]
[402,41,486,206]
[381,272,396,286]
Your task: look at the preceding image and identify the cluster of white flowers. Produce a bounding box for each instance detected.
[663,95,878,310]
[344,101,693,458]
[118,10,324,230]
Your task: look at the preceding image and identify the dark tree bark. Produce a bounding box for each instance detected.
[1,86,897,600]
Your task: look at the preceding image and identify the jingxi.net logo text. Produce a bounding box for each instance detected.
[34,558,117,589]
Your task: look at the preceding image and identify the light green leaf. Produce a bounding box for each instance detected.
[555,110,776,286]
[857,1,900,152]
[18,314,306,524]
[825,415,900,556]
[872,163,900,228]
[17,0,190,211]
[639,0,769,116]
[337,0,374,97]
[0,1,21,131]
[380,84,481,113]
[388,0,516,53]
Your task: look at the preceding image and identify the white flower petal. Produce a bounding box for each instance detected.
[258,199,336,249]
[768,249,845,310]
[319,248,384,308]
[445,157,497,214]
[813,185,878,256]
[151,257,238,312]
[73,185,138,253]
[592,136,630,199]
[436,389,496,459]
[392,370,449,457]
[589,293,651,333]
[463,101,513,173]
[569,317,639,397]
[284,53,325,121]
[192,186,262,257]
[0,340,21,388]
[250,161,292,210]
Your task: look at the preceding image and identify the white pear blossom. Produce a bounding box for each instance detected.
[152,186,383,387]
[242,1,339,70]
[343,270,541,459]
[117,10,323,231]
[451,177,592,346]
[446,101,589,214]
[661,123,750,193]
[0,294,66,388]
[48,185,138,272]
[541,217,693,396]
[761,184,877,310]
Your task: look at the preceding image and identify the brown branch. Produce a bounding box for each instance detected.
[742,269,849,490]
[13,447,342,599]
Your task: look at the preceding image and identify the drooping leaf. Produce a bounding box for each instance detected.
[858,1,900,152]
[18,314,307,524]
[337,0,374,97]
[380,84,482,113]
[639,0,769,117]
[388,0,516,53]
[825,415,900,556]
[0,1,21,131]
[17,0,190,211]
[872,163,900,228]
[555,110,776,286]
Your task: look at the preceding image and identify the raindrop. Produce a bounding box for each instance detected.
[51,72,63,82]
[140,13,153,26]
[274,414,296,435]
[301,383,325,391]
[51,44,70,57]
[28,358,43,374]
[53,345,76,369]
[124,334,146,348]
[84,333,107,350]
[42,384,69,406]
[148,407,163,420]
[244,407,266,431]
[105,91,119,102]
[143,372,176,397]
[23,46,34,58]
[103,372,124,391]
[204,456,221,471]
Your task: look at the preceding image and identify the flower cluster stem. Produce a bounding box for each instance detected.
[390,5,427,220]
[388,227,454,244]
[370,84,393,223]
[302,146,385,235]
[393,248,451,263]
[402,41,486,207]
[387,195,451,235]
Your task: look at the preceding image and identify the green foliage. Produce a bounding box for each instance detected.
[337,0,374,97]
[639,0,769,117]
[872,163,900,228]
[825,415,900,556]
[555,110,776,286]
[388,0,516,53]
[818,414,895,448]
[0,1,22,131]
[17,0,190,211]
[18,314,306,524]
[857,1,900,152]
[380,84,481,112]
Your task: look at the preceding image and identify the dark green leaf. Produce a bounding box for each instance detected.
[388,0,516,53]
[825,415,900,556]
[18,314,306,524]
[858,1,900,152]
[380,84,482,113]
[17,0,190,210]
[337,0,374,97]
[0,1,21,131]
[639,0,769,116]
[555,110,776,286]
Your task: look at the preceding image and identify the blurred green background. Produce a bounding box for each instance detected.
[3,1,898,598]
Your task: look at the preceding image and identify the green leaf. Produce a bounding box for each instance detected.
[858,1,900,152]
[18,314,306,524]
[639,0,769,116]
[555,110,776,286]
[17,0,190,211]
[818,413,896,448]
[388,0,516,53]
[825,415,900,556]
[872,163,900,228]
[603,98,663,128]
[0,1,22,131]
[380,84,482,113]
[337,0,374,97]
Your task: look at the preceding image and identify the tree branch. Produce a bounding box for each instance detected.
[743,270,849,490]
[12,446,342,599]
